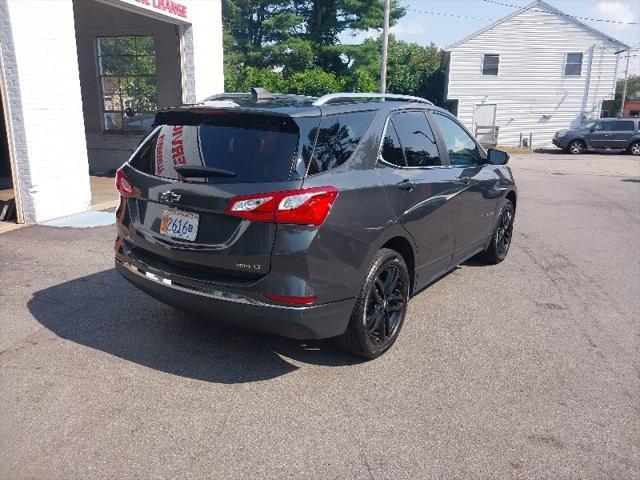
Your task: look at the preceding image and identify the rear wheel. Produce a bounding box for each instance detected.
[567,140,586,154]
[480,199,515,265]
[629,141,640,156]
[335,248,410,359]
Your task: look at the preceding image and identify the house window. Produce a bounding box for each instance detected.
[97,36,157,132]
[564,53,583,76]
[482,54,499,76]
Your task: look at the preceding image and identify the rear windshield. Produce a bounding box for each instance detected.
[130,113,307,183]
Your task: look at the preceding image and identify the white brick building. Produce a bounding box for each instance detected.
[0,0,224,224]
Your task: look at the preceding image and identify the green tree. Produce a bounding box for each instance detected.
[350,36,445,102]
[286,68,343,96]
[222,0,404,74]
[220,1,447,101]
[343,68,377,92]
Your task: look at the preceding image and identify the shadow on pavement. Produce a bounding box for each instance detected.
[621,178,640,183]
[534,147,631,156]
[28,269,362,384]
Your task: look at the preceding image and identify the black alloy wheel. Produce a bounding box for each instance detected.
[336,249,410,359]
[480,199,515,264]
[495,206,514,259]
[365,263,406,345]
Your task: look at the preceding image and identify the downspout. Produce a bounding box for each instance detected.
[580,45,595,122]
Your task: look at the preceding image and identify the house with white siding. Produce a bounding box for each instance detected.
[443,0,629,149]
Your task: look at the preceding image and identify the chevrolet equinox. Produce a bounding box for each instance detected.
[114,90,517,359]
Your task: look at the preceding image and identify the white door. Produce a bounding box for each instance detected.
[473,104,497,145]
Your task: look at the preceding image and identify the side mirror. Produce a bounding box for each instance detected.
[487,148,509,165]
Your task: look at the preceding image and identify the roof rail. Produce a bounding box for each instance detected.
[312,93,433,106]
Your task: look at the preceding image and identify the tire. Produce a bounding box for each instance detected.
[567,139,586,154]
[629,141,640,156]
[335,248,410,359]
[480,199,515,265]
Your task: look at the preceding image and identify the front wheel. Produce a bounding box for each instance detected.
[629,141,640,156]
[480,199,515,265]
[567,140,586,154]
[335,248,410,359]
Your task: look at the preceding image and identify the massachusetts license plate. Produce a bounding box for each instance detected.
[160,209,199,241]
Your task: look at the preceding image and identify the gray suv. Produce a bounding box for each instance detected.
[114,91,517,358]
[553,118,640,155]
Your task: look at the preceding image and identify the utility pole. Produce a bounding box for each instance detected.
[619,50,631,117]
[379,0,391,94]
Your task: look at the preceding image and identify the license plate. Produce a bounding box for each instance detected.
[160,209,199,241]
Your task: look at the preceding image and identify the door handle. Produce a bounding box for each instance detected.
[457,177,471,186]
[396,179,415,191]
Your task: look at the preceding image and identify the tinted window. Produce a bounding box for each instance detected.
[613,120,635,131]
[433,114,480,167]
[564,53,583,76]
[130,113,301,183]
[391,112,441,167]
[381,121,406,167]
[306,111,374,175]
[482,54,499,76]
[594,121,615,132]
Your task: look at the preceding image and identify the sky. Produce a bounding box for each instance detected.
[342,0,640,78]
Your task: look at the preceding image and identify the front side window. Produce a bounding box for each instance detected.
[306,111,374,175]
[564,53,583,76]
[482,54,500,76]
[593,121,614,132]
[391,112,441,167]
[97,36,157,132]
[433,114,479,167]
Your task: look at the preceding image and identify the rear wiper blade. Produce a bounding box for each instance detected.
[174,165,236,178]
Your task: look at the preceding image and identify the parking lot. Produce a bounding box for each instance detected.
[1,151,639,479]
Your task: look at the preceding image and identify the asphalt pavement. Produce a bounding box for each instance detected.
[1,151,639,479]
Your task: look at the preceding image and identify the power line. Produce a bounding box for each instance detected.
[481,0,640,26]
[405,8,494,21]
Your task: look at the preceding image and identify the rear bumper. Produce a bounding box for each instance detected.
[115,258,354,340]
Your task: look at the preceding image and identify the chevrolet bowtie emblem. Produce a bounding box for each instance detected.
[159,191,181,203]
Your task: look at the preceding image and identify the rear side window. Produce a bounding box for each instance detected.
[306,111,374,175]
[391,111,441,167]
[613,120,635,131]
[381,121,406,167]
[130,113,301,183]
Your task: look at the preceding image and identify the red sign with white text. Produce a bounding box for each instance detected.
[133,0,187,19]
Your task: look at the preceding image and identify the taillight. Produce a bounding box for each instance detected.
[115,168,137,198]
[226,187,338,226]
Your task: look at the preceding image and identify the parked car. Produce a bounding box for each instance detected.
[553,118,640,155]
[114,91,517,359]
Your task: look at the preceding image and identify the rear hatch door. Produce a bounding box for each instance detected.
[122,109,319,281]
